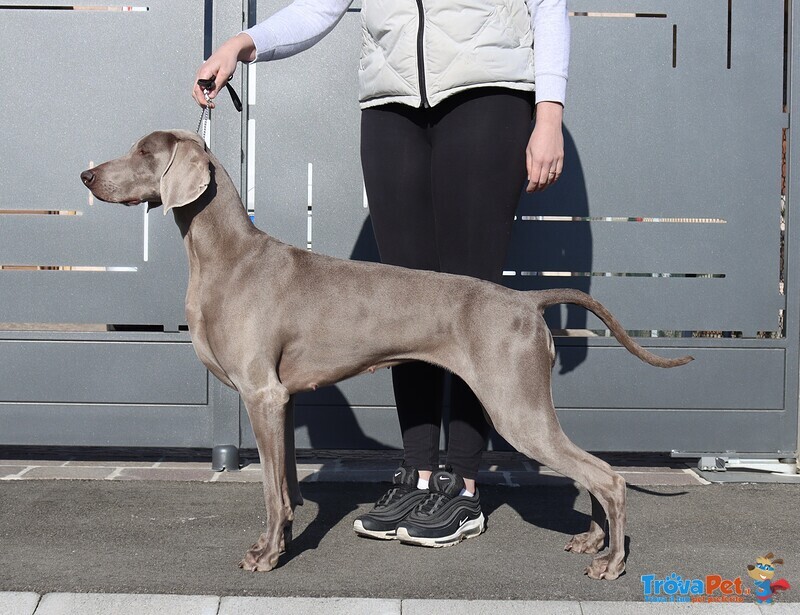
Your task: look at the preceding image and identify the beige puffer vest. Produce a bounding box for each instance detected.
[358,0,535,109]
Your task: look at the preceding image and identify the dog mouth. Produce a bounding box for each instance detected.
[89,192,139,206]
[93,193,143,206]
[81,173,144,206]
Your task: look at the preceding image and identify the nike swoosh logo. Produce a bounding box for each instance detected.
[459,517,468,527]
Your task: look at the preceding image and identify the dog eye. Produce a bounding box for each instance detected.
[138,148,149,156]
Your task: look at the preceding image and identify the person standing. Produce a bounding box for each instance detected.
[193,0,569,547]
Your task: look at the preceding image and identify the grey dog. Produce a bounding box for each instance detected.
[81,129,691,580]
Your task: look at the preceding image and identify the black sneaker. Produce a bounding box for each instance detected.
[353,466,429,540]
[395,470,485,547]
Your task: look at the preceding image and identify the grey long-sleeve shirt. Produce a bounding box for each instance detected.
[243,0,570,105]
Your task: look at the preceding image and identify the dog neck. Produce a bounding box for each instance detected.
[172,152,259,266]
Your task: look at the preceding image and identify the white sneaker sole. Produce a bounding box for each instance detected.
[353,519,398,540]
[396,513,486,548]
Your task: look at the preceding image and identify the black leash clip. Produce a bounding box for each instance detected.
[197,76,243,112]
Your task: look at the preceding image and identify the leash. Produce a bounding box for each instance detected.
[196,76,243,144]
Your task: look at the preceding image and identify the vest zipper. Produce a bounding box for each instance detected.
[414,0,430,108]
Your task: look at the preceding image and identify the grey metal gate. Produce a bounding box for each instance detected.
[1,0,798,461]
[0,1,243,450]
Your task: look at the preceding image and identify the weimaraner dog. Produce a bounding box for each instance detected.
[81,129,692,580]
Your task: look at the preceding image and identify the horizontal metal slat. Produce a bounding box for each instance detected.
[0,339,207,404]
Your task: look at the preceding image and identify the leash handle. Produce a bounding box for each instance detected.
[197,77,243,112]
[225,81,243,112]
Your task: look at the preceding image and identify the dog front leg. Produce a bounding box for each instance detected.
[239,381,297,572]
[281,395,303,550]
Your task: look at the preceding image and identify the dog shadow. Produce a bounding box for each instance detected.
[281,482,389,566]
[275,385,395,564]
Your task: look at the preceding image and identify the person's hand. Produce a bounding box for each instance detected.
[192,33,256,108]
[525,101,564,193]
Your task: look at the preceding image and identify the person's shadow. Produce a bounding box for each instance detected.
[489,126,592,451]
[504,126,592,374]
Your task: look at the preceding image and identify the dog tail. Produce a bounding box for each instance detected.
[533,288,693,368]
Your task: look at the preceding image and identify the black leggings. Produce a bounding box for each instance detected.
[360,87,534,480]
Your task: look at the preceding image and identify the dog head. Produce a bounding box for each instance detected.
[80,129,210,215]
[747,553,783,581]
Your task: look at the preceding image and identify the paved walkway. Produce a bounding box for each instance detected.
[1,593,798,614]
[0,451,706,486]
[0,454,796,614]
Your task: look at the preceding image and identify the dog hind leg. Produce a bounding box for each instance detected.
[498,408,626,579]
[470,350,626,580]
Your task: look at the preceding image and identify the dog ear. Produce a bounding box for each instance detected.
[160,139,211,215]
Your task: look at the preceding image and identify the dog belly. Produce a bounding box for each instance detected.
[276,341,431,395]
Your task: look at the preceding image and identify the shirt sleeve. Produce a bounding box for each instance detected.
[526,0,571,106]
[242,0,354,63]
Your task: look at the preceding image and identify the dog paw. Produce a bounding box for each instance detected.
[584,553,625,580]
[238,534,283,572]
[565,530,605,554]
[238,552,279,572]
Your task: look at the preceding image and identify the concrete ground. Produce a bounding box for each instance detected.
[0,454,797,613]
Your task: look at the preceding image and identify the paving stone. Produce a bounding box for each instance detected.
[402,599,581,614]
[622,471,705,486]
[156,461,214,469]
[0,592,39,615]
[479,463,530,472]
[475,472,515,485]
[758,604,800,615]
[297,469,318,480]
[314,469,391,482]
[215,469,262,482]
[116,468,216,481]
[580,600,762,614]
[219,596,400,615]
[0,466,31,479]
[505,471,576,487]
[63,460,158,468]
[34,593,219,615]
[21,466,113,480]
[323,459,394,471]
[0,459,67,467]
[295,462,326,471]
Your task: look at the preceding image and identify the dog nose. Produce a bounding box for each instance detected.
[80,170,95,186]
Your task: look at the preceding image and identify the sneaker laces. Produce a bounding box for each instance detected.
[375,485,413,508]
[415,491,450,517]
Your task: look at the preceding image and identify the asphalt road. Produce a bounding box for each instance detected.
[0,480,797,602]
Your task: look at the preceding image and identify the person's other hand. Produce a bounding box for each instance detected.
[192,33,256,108]
[526,101,564,193]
